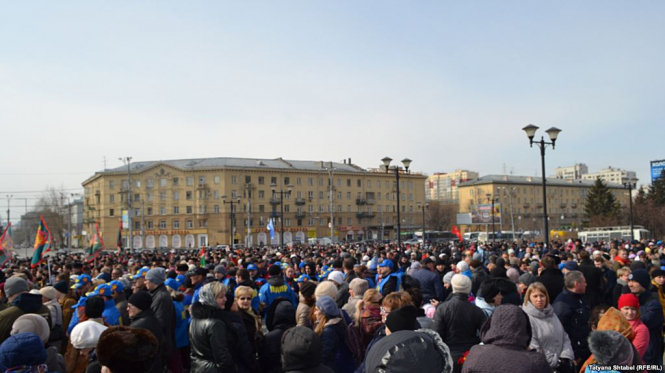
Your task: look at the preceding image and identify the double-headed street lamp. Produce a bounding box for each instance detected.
[522,124,562,249]
[222,196,241,245]
[271,184,292,251]
[485,194,499,244]
[381,157,412,249]
[623,179,636,242]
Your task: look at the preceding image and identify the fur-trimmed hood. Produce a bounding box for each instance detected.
[588,330,634,366]
[190,301,225,320]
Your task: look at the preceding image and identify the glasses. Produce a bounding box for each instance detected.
[380,307,390,316]
[238,297,252,301]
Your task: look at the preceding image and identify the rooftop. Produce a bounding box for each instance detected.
[458,174,625,188]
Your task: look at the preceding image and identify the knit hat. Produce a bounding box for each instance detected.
[349,278,369,297]
[628,269,650,290]
[443,271,454,284]
[327,271,344,285]
[128,291,153,311]
[54,280,69,295]
[281,326,324,371]
[518,272,536,287]
[11,314,50,344]
[588,330,634,365]
[451,274,472,294]
[96,326,159,373]
[315,295,339,318]
[214,265,227,275]
[563,261,578,271]
[478,280,501,302]
[651,268,665,279]
[4,277,29,298]
[506,268,520,283]
[85,296,106,319]
[456,261,469,273]
[39,286,56,300]
[268,265,282,277]
[314,281,338,300]
[618,293,640,310]
[145,268,165,286]
[70,320,108,349]
[299,281,316,298]
[385,305,418,333]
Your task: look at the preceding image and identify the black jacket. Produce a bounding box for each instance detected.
[281,326,334,373]
[432,292,487,360]
[537,268,564,303]
[259,298,296,373]
[552,288,591,362]
[578,260,605,309]
[129,309,164,373]
[365,329,453,372]
[471,267,489,296]
[150,284,176,355]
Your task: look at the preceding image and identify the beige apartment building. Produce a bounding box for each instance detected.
[81,157,427,248]
[458,175,630,233]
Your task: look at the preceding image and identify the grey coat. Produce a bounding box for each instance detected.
[522,301,574,368]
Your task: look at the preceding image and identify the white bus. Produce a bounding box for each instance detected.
[578,226,651,243]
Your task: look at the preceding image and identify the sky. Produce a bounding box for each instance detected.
[1,1,664,223]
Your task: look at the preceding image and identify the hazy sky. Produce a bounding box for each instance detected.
[1,1,664,223]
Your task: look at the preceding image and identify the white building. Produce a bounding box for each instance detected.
[554,163,588,180]
[581,167,637,185]
[427,170,479,203]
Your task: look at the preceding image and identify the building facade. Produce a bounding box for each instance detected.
[426,170,478,203]
[81,157,426,248]
[581,167,637,185]
[554,163,589,180]
[458,175,630,233]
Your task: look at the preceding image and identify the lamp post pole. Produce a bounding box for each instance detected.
[522,125,562,249]
[486,194,496,244]
[222,196,241,245]
[326,162,336,242]
[119,157,133,250]
[271,184,292,251]
[382,157,412,249]
[418,203,428,243]
[623,180,635,242]
[6,195,12,227]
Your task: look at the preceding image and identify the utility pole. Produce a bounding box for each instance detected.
[326,162,336,242]
[141,198,145,249]
[6,195,12,226]
[119,157,133,250]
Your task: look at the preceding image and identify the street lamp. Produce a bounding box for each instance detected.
[418,203,428,243]
[623,179,636,242]
[485,193,498,244]
[499,187,516,241]
[325,162,336,242]
[222,196,241,245]
[119,157,133,250]
[523,124,561,248]
[382,157,412,248]
[271,184,293,251]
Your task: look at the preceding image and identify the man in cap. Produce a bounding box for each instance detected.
[627,268,664,365]
[0,277,53,342]
[188,267,208,305]
[259,264,297,314]
[131,267,150,293]
[145,267,175,367]
[375,259,400,297]
[109,280,129,326]
[71,274,93,298]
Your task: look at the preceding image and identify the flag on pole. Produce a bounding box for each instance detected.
[0,223,14,266]
[86,222,105,262]
[451,225,463,243]
[116,219,123,256]
[267,219,275,240]
[200,246,206,266]
[31,217,52,268]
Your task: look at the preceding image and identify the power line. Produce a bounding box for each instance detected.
[0,188,84,194]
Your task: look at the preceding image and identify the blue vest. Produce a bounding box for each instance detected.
[173,300,190,348]
[375,273,401,294]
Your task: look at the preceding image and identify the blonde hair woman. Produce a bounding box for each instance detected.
[522,282,575,371]
[233,285,263,355]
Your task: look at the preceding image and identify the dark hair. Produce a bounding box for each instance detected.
[541,256,555,269]
[343,258,355,271]
[236,268,250,281]
[589,304,611,330]
[406,287,423,307]
[469,259,481,269]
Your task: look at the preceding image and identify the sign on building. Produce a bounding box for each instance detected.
[470,203,501,225]
[651,159,665,183]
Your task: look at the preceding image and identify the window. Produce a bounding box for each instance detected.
[173,191,180,200]
[109,209,115,217]
[134,208,140,216]
[231,190,237,198]
[244,175,251,184]
[186,220,193,229]
[308,191,314,200]
[319,178,324,186]
[160,207,166,215]
[357,179,361,187]
[160,178,167,187]
[347,179,351,187]
[308,205,314,213]
[147,207,153,215]
[159,221,166,229]
[109,195,115,203]
[284,177,290,185]
[147,179,154,188]
[214,205,219,213]
[134,221,140,230]
[308,178,314,186]
[214,176,220,184]
[173,220,180,229]
[109,180,115,190]
[338,205,342,212]
[173,206,180,214]
[319,191,324,199]
[134,194,140,202]
[347,218,352,225]
[258,176,265,185]
[199,176,206,185]
[337,178,342,187]
[347,192,351,200]
[173,177,179,186]
[231,176,237,184]
[347,205,351,212]
[160,192,166,201]
[212,190,218,199]
[308,218,314,226]
[259,205,265,213]
[408,181,413,189]
[377,180,381,188]
[186,206,193,214]
[367,180,372,188]
[285,218,291,227]
[147,221,153,229]
[259,191,265,198]
[186,177,193,186]
[147,192,153,202]
[270,177,277,185]
[284,205,290,213]
[186,191,192,200]
[297,177,302,186]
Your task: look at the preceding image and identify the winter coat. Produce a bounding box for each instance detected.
[318,317,355,373]
[365,329,453,372]
[0,332,47,371]
[342,295,362,320]
[553,288,591,361]
[474,297,496,319]
[471,267,489,296]
[627,318,649,358]
[432,292,486,365]
[281,326,334,373]
[650,280,665,322]
[0,293,52,342]
[635,290,664,365]
[335,282,350,309]
[114,294,129,326]
[522,301,574,368]
[579,260,605,310]
[537,267,564,304]
[129,309,164,373]
[462,304,551,373]
[189,302,256,373]
[60,293,77,333]
[259,298,296,373]
[150,284,175,355]
[295,302,312,328]
[412,268,446,302]
[173,297,190,349]
[259,276,298,314]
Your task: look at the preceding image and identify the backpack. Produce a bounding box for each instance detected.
[345,321,366,365]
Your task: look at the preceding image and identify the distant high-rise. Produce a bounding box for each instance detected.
[581,167,637,185]
[427,170,479,203]
[554,163,588,180]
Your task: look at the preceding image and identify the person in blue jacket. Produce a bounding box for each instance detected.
[375,259,401,297]
[86,283,121,326]
[259,265,298,315]
[165,278,190,371]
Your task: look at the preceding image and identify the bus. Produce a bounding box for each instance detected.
[414,231,459,244]
[578,226,651,243]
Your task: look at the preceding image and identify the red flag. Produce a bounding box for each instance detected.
[451,226,463,242]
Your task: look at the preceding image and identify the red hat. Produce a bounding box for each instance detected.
[618,293,640,310]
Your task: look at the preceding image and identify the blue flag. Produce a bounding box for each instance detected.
[267,219,275,239]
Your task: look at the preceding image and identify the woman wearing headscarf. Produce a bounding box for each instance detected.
[521,282,575,372]
[189,282,257,373]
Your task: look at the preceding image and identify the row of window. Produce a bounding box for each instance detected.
[126,216,411,230]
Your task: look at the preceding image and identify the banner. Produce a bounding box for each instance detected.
[470,203,501,225]
[0,223,14,266]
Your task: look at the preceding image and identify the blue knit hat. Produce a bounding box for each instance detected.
[315,295,339,318]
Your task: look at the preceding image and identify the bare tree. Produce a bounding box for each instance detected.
[33,185,68,248]
[427,201,459,231]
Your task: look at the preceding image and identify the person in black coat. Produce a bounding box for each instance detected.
[578,251,605,309]
[552,270,591,366]
[537,256,564,304]
[259,297,296,373]
[127,291,164,373]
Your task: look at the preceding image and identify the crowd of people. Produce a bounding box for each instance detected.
[1,237,665,373]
